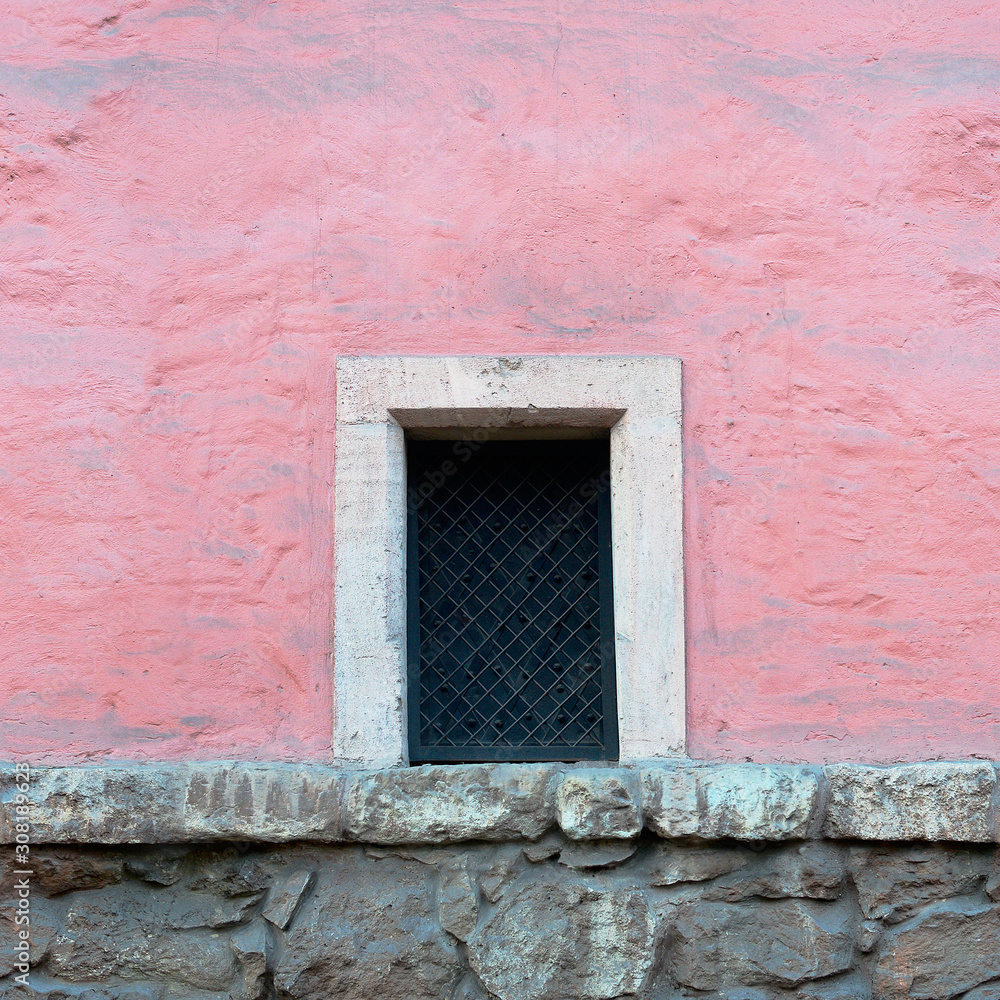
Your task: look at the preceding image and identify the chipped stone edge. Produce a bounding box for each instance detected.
[1,761,997,846]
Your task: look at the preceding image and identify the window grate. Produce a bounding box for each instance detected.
[407,439,618,763]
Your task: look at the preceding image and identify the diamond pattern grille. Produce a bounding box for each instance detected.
[407,439,617,762]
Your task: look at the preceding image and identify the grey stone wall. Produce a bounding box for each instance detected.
[2,762,1000,1000]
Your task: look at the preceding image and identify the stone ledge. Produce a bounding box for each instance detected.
[823,762,999,842]
[1,760,997,846]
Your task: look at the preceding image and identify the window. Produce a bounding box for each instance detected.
[333,356,683,767]
[407,437,619,763]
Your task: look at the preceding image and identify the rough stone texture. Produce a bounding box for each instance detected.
[5,762,1000,847]
[188,854,270,898]
[0,979,159,1000]
[479,852,521,903]
[964,986,1000,1000]
[0,898,58,975]
[47,890,236,989]
[558,839,639,870]
[124,854,184,887]
[273,855,462,1000]
[874,900,1000,1000]
[796,971,873,1000]
[522,832,565,863]
[849,845,987,922]
[164,889,261,930]
[1,849,123,896]
[438,865,478,941]
[4,835,1000,998]
[669,899,855,989]
[343,763,557,844]
[467,875,655,1000]
[703,843,846,901]
[858,919,882,953]
[642,764,821,841]
[640,765,702,838]
[825,763,998,842]
[647,844,754,886]
[231,920,269,1000]
[0,764,345,844]
[555,770,642,840]
[261,869,314,930]
[987,869,1000,902]
[698,765,822,840]
[453,977,494,1000]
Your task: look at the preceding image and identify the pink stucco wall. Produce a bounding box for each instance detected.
[3,1,999,764]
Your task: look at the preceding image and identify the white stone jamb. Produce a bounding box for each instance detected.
[333,356,684,767]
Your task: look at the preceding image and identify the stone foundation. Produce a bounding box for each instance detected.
[3,762,1000,999]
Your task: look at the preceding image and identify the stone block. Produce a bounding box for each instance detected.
[467,875,655,1000]
[164,889,261,930]
[824,763,997,842]
[1,848,124,895]
[179,763,346,842]
[0,763,345,844]
[698,764,821,840]
[480,852,521,902]
[231,920,269,1000]
[46,890,236,990]
[188,854,270,898]
[647,844,753,886]
[857,919,882,953]
[0,981,161,1000]
[124,854,183,886]
[554,769,642,840]
[262,868,314,930]
[795,970,872,1000]
[703,842,846,902]
[273,855,461,1000]
[0,896,58,975]
[642,764,820,841]
[557,839,639,869]
[522,832,564,863]
[343,763,557,844]
[438,866,478,941]
[874,900,1000,999]
[848,845,987,923]
[0,764,181,843]
[640,764,702,837]
[670,898,855,989]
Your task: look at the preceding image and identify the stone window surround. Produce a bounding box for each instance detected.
[333,355,685,767]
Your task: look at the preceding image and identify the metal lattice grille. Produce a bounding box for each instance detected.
[406,439,618,763]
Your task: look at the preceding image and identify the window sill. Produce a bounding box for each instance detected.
[4,760,996,845]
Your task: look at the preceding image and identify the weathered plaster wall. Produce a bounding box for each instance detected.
[2,1,1000,762]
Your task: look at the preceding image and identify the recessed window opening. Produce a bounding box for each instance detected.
[406,433,619,763]
[333,355,684,767]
